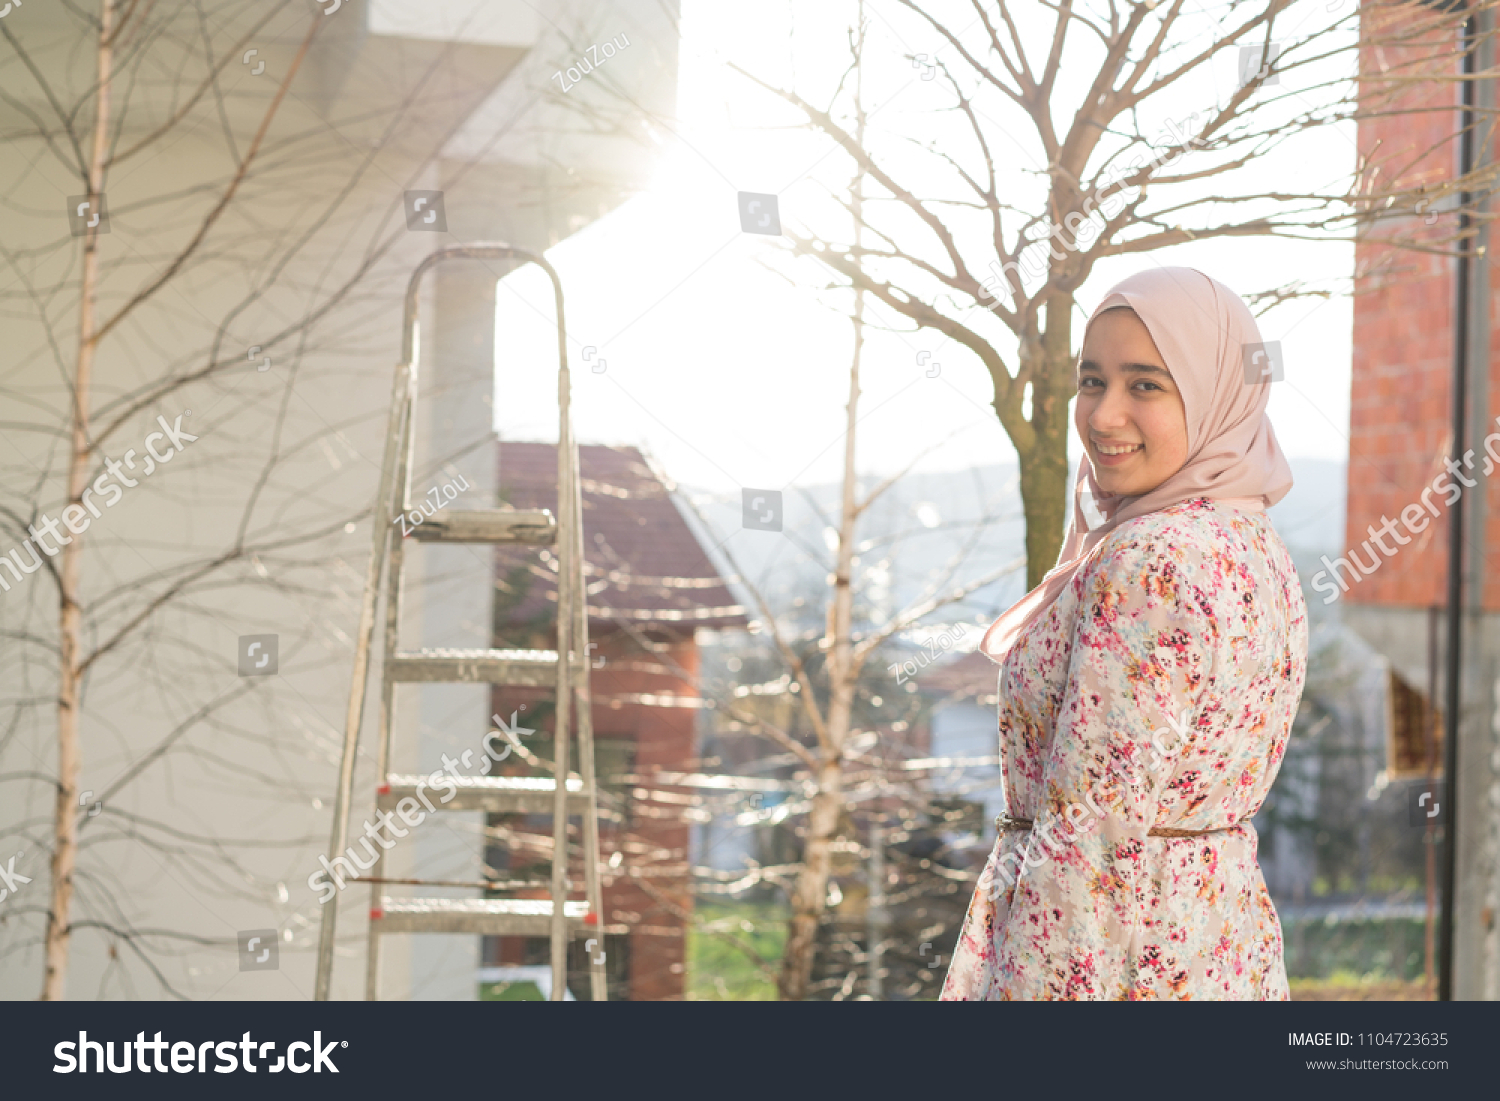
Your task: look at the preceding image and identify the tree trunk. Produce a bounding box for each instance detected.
[775,291,863,996]
[777,759,847,1000]
[1016,429,1070,590]
[777,16,869,999]
[775,352,862,998]
[1014,297,1077,589]
[43,0,114,1002]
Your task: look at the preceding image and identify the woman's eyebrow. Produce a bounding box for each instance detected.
[1077,358,1172,378]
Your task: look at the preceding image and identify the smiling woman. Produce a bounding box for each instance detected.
[1076,309,1189,498]
[941,267,1309,1001]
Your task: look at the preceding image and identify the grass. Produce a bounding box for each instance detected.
[1289,970,1433,1001]
[683,899,1438,1001]
[686,900,788,1001]
[1282,917,1428,982]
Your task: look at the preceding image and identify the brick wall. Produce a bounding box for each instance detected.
[488,628,698,1000]
[1341,4,1500,610]
[592,629,699,1001]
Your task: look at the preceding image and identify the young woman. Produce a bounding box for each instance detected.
[941,266,1308,1001]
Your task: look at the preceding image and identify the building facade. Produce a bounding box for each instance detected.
[1338,1,1500,997]
[0,0,678,1001]
[484,442,747,1000]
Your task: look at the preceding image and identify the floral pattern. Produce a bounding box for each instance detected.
[940,497,1308,1000]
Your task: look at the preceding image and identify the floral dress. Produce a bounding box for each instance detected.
[941,497,1308,1000]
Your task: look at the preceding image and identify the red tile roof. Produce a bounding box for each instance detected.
[495,441,749,633]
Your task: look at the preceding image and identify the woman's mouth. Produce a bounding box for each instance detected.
[1092,440,1143,466]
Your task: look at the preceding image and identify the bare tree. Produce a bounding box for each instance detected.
[642,13,1012,1000]
[0,0,569,998]
[731,0,1498,588]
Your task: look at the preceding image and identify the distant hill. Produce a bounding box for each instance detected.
[671,456,1348,631]
[1267,457,1347,558]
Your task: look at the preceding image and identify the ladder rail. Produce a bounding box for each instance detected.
[316,244,602,1002]
[314,365,412,1001]
[563,414,606,1000]
[381,352,422,785]
[550,314,605,1000]
[365,373,418,1000]
[549,418,574,1000]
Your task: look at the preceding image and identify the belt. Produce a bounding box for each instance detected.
[994,814,1239,839]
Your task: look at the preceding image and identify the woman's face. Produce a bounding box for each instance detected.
[1074,307,1189,498]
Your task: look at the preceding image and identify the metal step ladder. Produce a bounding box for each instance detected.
[313,244,605,1002]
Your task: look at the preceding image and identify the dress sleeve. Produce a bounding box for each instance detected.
[991,528,1231,1000]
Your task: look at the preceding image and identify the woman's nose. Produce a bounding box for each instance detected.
[1089,387,1130,430]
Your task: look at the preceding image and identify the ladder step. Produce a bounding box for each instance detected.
[406,508,556,545]
[388,647,582,685]
[378,774,587,814]
[370,897,591,937]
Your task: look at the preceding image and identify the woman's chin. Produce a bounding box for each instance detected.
[1092,472,1127,495]
[1093,473,1150,498]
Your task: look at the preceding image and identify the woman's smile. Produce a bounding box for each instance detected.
[1091,437,1144,464]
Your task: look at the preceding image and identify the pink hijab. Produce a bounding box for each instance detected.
[979,266,1294,665]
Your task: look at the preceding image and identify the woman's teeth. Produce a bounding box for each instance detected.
[1096,443,1141,455]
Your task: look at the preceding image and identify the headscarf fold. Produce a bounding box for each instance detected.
[979,266,1294,665]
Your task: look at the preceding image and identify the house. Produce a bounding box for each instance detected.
[483,441,748,1000]
[914,649,1003,852]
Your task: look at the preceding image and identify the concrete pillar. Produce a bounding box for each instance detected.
[399,262,499,1001]
[1455,0,1497,999]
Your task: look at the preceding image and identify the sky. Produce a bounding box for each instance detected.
[494,1,1359,496]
